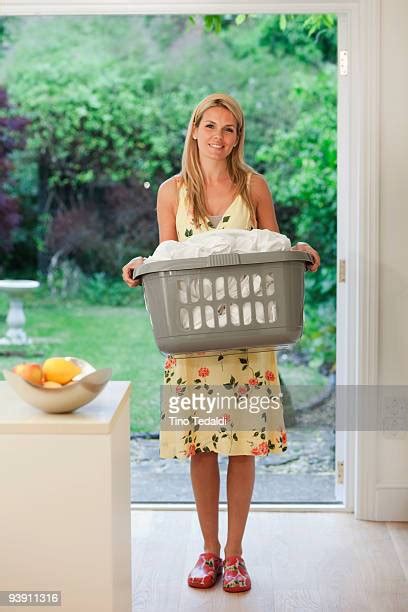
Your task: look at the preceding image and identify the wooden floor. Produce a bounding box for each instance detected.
[131,510,408,611]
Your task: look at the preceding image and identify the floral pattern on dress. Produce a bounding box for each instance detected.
[160,350,288,459]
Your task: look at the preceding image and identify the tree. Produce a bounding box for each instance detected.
[193,13,336,65]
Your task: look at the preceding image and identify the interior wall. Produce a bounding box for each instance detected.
[377,0,408,488]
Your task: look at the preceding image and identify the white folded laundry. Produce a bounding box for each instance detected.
[144,228,291,263]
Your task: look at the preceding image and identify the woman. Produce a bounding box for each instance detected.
[122,93,320,593]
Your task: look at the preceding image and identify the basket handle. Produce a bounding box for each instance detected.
[207,253,241,267]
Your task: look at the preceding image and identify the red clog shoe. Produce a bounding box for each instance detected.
[187,552,223,589]
[223,555,252,593]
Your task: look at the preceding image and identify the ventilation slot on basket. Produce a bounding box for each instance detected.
[267,301,277,323]
[177,280,188,304]
[215,276,225,299]
[240,274,250,298]
[192,306,202,329]
[228,276,238,299]
[255,301,265,323]
[230,303,240,326]
[243,302,252,325]
[203,278,213,300]
[190,279,200,303]
[180,307,190,329]
[217,303,227,327]
[265,273,275,296]
[253,274,263,296]
[205,305,215,328]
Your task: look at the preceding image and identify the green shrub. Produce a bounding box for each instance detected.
[79,272,139,306]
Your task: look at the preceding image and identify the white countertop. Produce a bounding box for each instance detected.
[0,380,131,434]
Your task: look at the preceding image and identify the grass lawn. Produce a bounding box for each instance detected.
[0,291,328,432]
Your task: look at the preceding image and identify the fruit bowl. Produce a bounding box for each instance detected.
[3,357,112,414]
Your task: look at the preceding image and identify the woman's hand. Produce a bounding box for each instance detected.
[122,256,145,287]
[291,242,321,272]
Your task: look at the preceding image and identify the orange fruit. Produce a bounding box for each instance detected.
[42,357,81,384]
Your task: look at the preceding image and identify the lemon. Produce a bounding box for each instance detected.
[42,357,81,385]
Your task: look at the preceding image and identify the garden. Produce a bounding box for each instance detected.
[0,14,337,432]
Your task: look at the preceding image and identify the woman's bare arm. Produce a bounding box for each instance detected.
[156,176,179,243]
[250,173,320,272]
[250,174,280,232]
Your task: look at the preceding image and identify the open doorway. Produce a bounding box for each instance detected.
[0,7,360,510]
[126,13,340,505]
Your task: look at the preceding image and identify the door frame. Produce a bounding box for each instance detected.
[1,0,381,517]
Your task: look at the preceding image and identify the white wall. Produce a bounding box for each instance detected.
[375,0,408,516]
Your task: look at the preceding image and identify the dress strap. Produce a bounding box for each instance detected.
[175,176,190,241]
[175,175,182,209]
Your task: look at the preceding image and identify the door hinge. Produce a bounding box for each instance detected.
[337,461,344,485]
[339,50,348,76]
[339,259,346,283]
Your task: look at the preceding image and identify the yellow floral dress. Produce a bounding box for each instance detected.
[159,173,288,459]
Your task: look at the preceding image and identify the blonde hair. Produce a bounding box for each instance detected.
[180,92,258,229]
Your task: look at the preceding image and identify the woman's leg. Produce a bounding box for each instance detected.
[190,451,221,556]
[224,455,255,557]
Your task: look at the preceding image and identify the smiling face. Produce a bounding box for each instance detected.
[192,105,239,162]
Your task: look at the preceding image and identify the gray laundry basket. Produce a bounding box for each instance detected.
[133,251,313,355]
